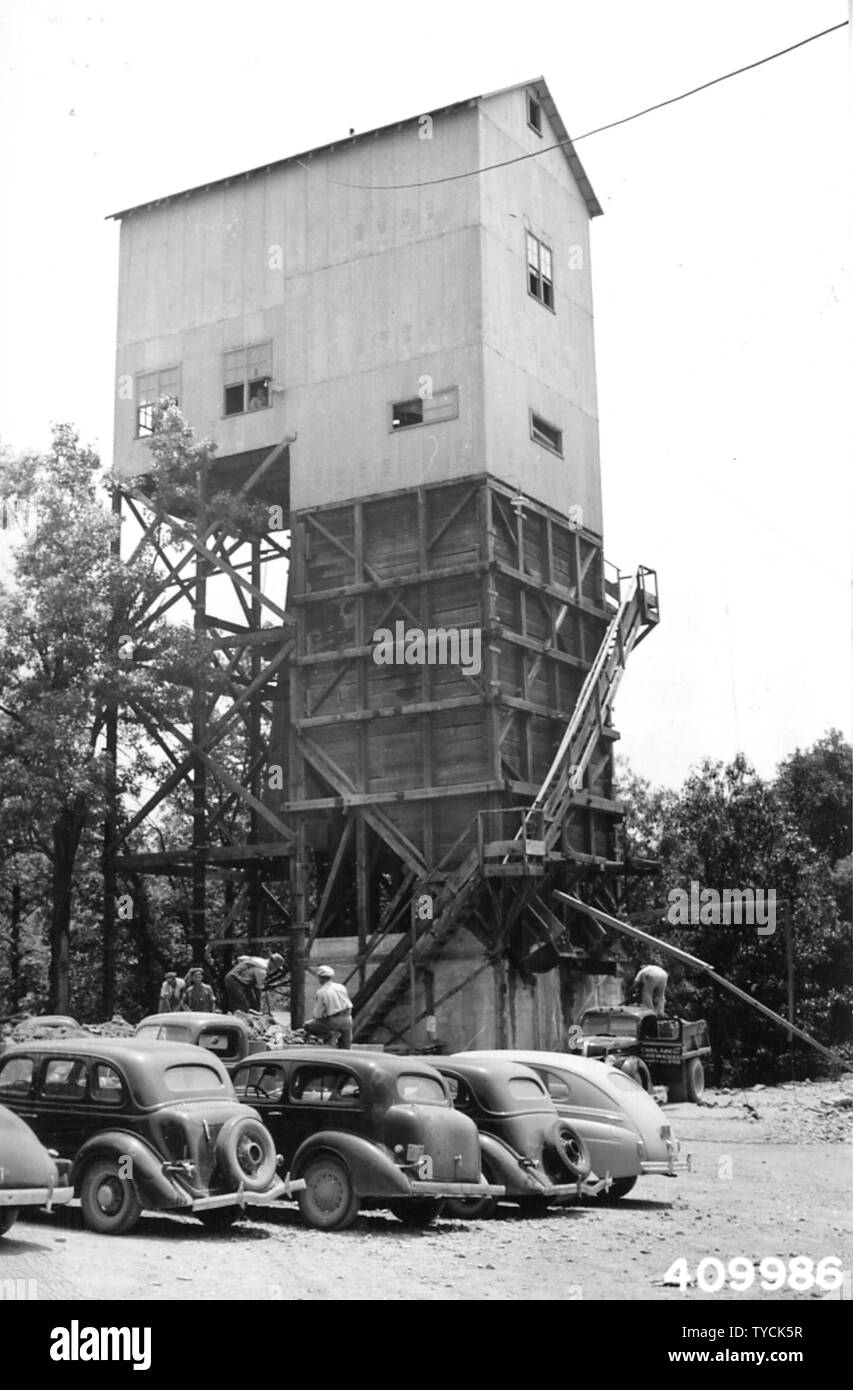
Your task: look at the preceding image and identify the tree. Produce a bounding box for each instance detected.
[0,423,202,1012]
[776,730,851,867]
[616,746,852,1083]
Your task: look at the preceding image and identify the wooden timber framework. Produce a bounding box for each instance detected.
[107,456,659,1043]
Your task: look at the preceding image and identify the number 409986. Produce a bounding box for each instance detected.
[663,1256,845,1293]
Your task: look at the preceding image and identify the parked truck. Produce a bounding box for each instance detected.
[569,1005,712,1102]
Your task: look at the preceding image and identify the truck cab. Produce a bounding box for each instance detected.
[572,1006,711,1102]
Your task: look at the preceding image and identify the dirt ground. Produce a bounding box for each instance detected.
[2,1076,851,1302]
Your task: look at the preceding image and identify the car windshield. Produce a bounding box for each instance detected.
[396,1074,447,1105]
[162,1064,228,1096]
[583,1013,638,1038]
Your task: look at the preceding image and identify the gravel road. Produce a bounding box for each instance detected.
[2,1078,851,1302]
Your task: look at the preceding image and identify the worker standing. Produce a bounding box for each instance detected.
[158,971,186,1013]
[184,966,217,1012]
[632,963,669,1016]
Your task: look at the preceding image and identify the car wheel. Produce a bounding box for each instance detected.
[685,1057,705,1102]
[515,1196,553,1217]
[216,1117,277,1192]
[619,1057,653,1092]
[594,1176,638,1203]
[389,1200,444,1227]
[0,1207,20,1237]
[443,1191,498,1220]
[196,1206,244,1231]
[443,1160,499,1220]
[80,1159,142,1235]
[298,1157,360,1231]
[551,1122,592,1181]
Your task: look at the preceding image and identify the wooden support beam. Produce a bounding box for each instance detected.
[308,816,355,946]
[290,558,490,605]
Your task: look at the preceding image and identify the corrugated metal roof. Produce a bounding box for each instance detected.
[106,76,601,221]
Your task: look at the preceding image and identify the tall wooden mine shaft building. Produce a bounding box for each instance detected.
[110,79,659,1050]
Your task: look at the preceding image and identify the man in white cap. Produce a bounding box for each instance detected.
[305,966,353,1049]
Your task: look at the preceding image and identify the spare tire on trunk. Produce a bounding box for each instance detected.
[550,1121,592,1180]
[215,1116,277,1192]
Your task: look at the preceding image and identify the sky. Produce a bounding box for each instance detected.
[0,0,849,790]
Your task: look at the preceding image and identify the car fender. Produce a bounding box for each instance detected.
[71,1131,192,1211]
[291,1131,412,1198]
[476,1133,550,1194]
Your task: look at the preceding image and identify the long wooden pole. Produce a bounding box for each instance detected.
[556,893,851,1071]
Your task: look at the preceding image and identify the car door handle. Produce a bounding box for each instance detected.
[268,1110,283,1118]
[17,1112,38,1119]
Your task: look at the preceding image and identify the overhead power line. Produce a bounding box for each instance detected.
[296,22,848,192]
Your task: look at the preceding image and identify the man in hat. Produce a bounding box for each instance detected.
[304,966,353,1049]
[184,966,217,1013]
[223,953,285,1013]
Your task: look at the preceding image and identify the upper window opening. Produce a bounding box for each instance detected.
[527,96,542,135]
[392,399,423,429]
[136,367,180,437]
[391,386,459,431]
[526,232,554,310]
[530,412,563,456]
[223,343,273,416]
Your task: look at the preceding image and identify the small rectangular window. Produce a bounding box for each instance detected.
[223,342,273,416]
[392,399,424,429]
[530,412,563,456]
[136,366,180,437]
[527,95,542,135]
[526,231,554,310]
[391,386,459,431]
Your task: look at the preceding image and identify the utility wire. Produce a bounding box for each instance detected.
[296,22,848,192]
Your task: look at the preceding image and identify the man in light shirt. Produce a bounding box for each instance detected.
[631,962,669,1017]
[305,966,353,1049]
[224,953,285,1013]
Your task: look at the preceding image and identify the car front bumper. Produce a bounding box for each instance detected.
[0,1184,75,1211]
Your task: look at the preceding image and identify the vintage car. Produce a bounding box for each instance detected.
[463,1049,688,1200]
[0,1103,74,1238]
[134,1012,258,1073]
[231,1047,504,1230]
[571,1006,712,1101]
[0,1038,301,1235]
[426,1056,596,1218]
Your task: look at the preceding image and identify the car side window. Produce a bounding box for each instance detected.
[0,1056,34,1095]
[42,1057,88,1101]
[234,1064,284,1101]
[91,1063,125,1106]
[290,1067,360,1105]
[538,1068,572,1102]
[443,1075,473,1111]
